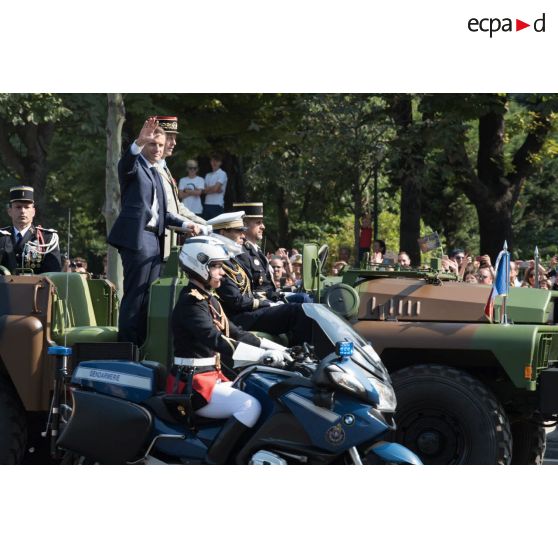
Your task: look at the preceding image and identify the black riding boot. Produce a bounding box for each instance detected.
[206,417,250,464]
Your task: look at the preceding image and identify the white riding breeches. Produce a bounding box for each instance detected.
[195,381,262,428]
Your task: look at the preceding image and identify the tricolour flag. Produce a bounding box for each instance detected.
[484,244,510,322]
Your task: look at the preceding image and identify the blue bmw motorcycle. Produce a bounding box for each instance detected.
[55,305,421,465]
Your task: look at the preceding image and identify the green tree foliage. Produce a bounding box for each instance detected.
[46,94,107,264]
[418,93,558,259]
[0,93,71,210]
[2,93,558,273]
[245,94,392,263]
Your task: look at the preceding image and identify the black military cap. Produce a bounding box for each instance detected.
[233,202,263,219]
[154,115,179,134]
[9,186,34,203]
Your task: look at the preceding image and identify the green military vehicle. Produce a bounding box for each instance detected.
[3,244,557,466]
[302,244,558,465]
[0,255,185,464]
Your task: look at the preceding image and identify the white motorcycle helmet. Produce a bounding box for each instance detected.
[179,236,230,283]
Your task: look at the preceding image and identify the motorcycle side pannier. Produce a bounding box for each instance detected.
[57,390,153,464]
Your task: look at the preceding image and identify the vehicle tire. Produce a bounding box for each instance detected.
[510,421,546,465]
[0,374,27,464]
[389,364,512,465]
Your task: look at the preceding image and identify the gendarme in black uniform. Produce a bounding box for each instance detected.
[233,201,278,301]
[216,251,312,346]
[171,282,261,409]
[0,186,61,274]
[205,211,313,346]
[236,239,276,299]
[172,283,260,365]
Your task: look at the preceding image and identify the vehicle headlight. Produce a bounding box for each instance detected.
[368,376,397,412]
[327,365,366,395]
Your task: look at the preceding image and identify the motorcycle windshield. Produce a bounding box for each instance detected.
[302,304,389,381]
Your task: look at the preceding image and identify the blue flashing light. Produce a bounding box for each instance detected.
[47,346,73,356]
[335,341,354,358]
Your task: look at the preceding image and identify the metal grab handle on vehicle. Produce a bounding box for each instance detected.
[32,282,43,314]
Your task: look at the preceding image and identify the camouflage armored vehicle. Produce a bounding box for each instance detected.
[0,255,185,464]
[303,244,558,465]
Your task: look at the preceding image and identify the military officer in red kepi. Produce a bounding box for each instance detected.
[154,116,209,261]
[0,186,61,274]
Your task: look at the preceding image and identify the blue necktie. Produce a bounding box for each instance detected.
[150,167,166,236]
[15,231,23,245]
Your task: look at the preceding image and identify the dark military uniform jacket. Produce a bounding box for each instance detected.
[171,283,261,406]
[216,256,272,318]
[172,283,260,361]
[236,240,277,299]
[0,225,61,274]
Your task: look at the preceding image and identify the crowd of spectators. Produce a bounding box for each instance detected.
[353,226,558,291]
[442,247,557,290]
[178,154,227,221]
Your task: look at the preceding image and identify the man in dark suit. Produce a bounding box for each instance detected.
[0,186,61,274]
[108,117,199,346]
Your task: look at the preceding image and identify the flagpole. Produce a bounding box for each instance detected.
[500,241,510,325]
[534,246,540,289]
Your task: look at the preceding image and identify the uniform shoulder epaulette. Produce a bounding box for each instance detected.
[0,228,11,236]
[36,226,57,233]
[243,240,256,251]
[188,288,208,301]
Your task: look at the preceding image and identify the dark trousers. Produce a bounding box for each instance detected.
[118,230,162,346]
[358,247,369,265]
[202,204,224,220]
[231,303,313,345]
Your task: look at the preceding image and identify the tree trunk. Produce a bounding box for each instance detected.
[275,184,290,249]
[451,98,552,261]
[0,117,53,221]
[353,173,362,267]
[234,155,247,202]
[22,122,54,220]
[104,93,125,297]
[476,201,513,258]
[390,95,423,266]
[399,177,422,265]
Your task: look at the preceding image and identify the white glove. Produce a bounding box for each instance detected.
[181,220,196,231]
[260,350,286,367]
[259,337,287,351]
[199,224,212,236]
[233,342,266,368]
